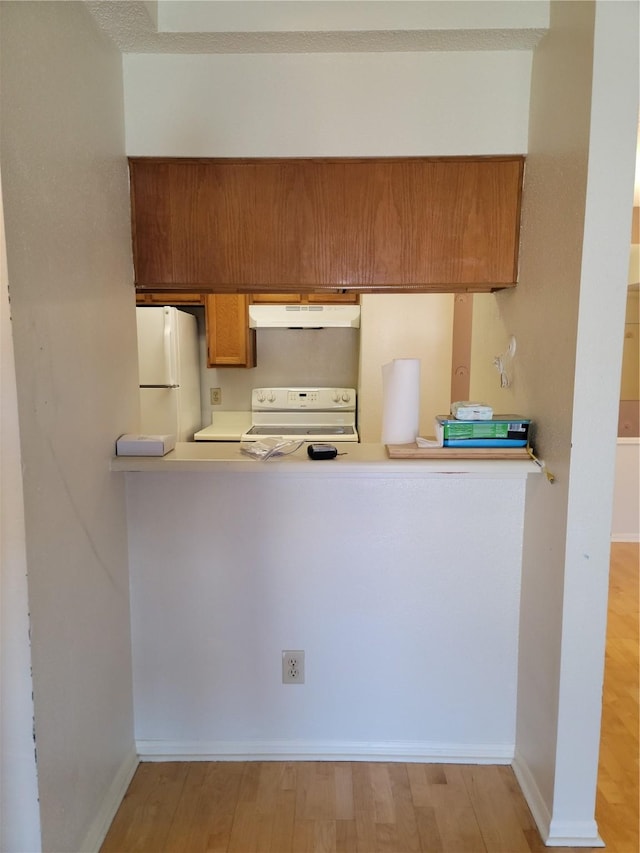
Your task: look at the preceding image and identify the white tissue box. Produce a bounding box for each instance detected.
[450,401,493,420]
[116,434,176,456]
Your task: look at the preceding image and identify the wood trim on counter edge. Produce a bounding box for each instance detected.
[133,283,519,295]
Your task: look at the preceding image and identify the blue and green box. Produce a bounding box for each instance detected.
[436,415,531,447]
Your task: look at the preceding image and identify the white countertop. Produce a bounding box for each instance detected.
[194,411,253,441]
[111,441,540,478]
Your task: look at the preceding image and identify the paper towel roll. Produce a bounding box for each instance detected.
[381,358,421,444]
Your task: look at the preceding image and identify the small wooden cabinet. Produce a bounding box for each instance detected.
[205,294,255,368]
[129,157,524,293]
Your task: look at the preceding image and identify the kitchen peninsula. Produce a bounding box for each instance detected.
[115,444,539,765]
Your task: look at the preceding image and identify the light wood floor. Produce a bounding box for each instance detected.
[101,543,639,853]
[595,542,639,853]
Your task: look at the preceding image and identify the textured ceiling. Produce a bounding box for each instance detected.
[86,1,548,54]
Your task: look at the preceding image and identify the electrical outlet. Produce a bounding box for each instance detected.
[210,387,222,405]
[282,650,305,684]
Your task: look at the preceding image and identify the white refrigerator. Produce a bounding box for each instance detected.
[136,306,202,442]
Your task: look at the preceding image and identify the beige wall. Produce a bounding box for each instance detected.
[0,169,41,851]
[468,1,638,842]
[0,2,138,850]
[154,0,549,34]
[123,51,532,157]
[468,3,596,809]
[358,294,454,441]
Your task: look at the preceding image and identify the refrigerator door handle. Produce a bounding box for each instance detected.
[140,384,178,389]
[163,308,179,388]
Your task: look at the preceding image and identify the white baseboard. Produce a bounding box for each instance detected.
[512,751,552,843]
[512,751,604,848]
[79,746,139,853]
[611,533,640,543]
[136,738,514,764]
[546,819,604,848]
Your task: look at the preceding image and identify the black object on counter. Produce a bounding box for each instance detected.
[307,443,338,460]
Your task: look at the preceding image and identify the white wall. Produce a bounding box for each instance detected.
[469,1,638,844]
[0,3,139,851]
[127,470,527,761]
[0,171,41,852]
[155,0,549,35]
[359,294,454,441]
[123,51,532,157]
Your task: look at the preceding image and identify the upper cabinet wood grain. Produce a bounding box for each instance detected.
[129,157,524,293]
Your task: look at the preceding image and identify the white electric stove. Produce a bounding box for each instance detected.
[241,387,358,443]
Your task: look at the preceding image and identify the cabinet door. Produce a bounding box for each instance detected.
[131,160,257,288]
[252,160,346,287]
[130,161,175,285]
[342,158,522,287]
[205,294,255,368]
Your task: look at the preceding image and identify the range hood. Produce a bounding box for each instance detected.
[248,303,361,329]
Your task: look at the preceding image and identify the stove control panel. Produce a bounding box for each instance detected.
[251,387,356,411]
[287,389,320,405]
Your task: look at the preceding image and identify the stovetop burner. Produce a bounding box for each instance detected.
[244,425,357,438]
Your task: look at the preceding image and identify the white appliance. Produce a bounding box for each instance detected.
[241,387,358,442]
[136,306,202,442]
[248,303,360,329]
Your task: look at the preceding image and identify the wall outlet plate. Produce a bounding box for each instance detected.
[282,650,305,684]
[210,387,221,405]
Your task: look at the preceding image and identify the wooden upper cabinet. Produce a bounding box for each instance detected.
[129,157,524,293]
[205,294,256,368]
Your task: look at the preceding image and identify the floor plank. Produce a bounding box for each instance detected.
[461,764,531,853]
[595,542,639,853]
[334,763,355,822]
[101,761,189,853]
